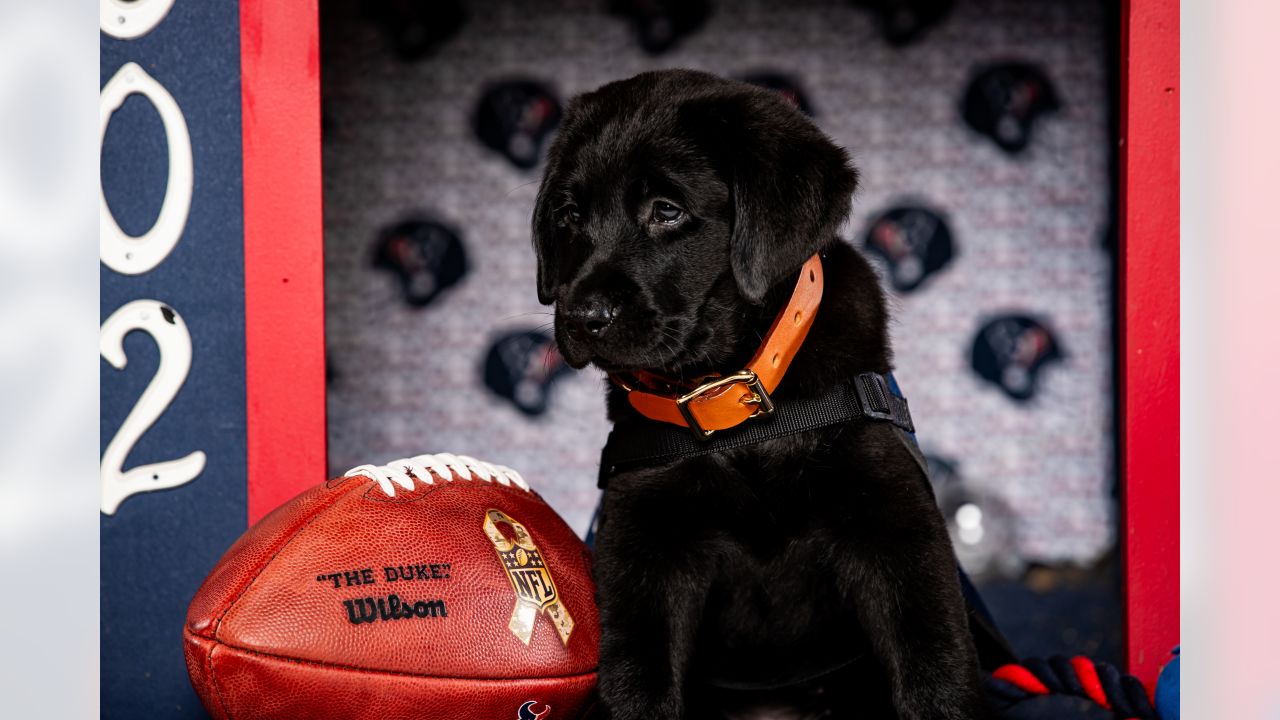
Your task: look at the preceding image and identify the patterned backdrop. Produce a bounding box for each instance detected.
[321,0,1114,570]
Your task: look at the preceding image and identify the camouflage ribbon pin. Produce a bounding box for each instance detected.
[483,509,574,645]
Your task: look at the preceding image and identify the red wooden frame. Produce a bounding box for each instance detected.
[242,0,1180,687]
[240,0,327,525]
[1119,0,1179,688]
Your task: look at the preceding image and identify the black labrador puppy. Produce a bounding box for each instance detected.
[532,70,984,720]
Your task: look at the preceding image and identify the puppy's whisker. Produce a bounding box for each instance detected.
[497,310,554,322]
[504,179,541,198]
[652,327,689,373]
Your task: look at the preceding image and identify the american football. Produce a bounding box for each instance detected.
[184,453,599,720]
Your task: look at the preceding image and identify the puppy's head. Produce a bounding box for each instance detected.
[532,70,858,373]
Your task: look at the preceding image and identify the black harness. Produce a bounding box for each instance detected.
[599,372,917,487]
[595,371,1018,677]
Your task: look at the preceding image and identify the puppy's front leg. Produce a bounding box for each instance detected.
[836,527,987,719]
[593,502,712,720]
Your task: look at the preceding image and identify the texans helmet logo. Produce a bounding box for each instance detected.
[970,314,1063,402]
[852,0,955,46]
[482,329,573,416]
[863,204,954,292]
[361,0,466,62]
[473,80,562,170]
[518,701,551,720]
[962,61,1060,153]
[371,218,468,308]
[608,0,710,55]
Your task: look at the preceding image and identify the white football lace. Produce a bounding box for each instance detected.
[344,452,530,498]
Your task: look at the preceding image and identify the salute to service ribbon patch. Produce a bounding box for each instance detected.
[484,509,575,645]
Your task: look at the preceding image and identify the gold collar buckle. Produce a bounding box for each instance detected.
[675,369,775,440]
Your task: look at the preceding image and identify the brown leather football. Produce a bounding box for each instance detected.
[184,453,599,720]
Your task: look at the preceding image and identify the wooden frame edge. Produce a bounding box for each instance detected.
[1119,0,1180,687]
[240,0,327,525]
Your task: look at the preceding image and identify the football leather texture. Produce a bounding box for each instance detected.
[184,453,599,720]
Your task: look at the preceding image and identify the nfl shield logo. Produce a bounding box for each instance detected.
[484,509,575,645]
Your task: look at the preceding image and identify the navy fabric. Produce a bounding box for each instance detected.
[1154,647,1179,720]
[957,563,1010,654]
[100,3,246,717]
[885,372,918,445]
[1026,658,1062,693]
[1052,655,1084,696]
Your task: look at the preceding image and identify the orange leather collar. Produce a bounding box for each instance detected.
[611,254,824,438]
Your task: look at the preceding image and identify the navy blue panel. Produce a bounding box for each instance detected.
[101,3,245,718]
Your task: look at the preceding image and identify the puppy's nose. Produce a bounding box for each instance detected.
[568,297,617,339]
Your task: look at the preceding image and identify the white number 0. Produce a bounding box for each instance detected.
[99,62,193,275]
[100,300,206,515]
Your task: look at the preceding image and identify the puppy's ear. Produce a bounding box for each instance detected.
[531,149,567,305]
[689,90,859,303]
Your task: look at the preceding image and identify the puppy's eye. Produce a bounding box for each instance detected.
[651,200,685,225]
[559,205,581,226]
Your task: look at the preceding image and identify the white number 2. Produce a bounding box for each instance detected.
[100,299,206,515]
